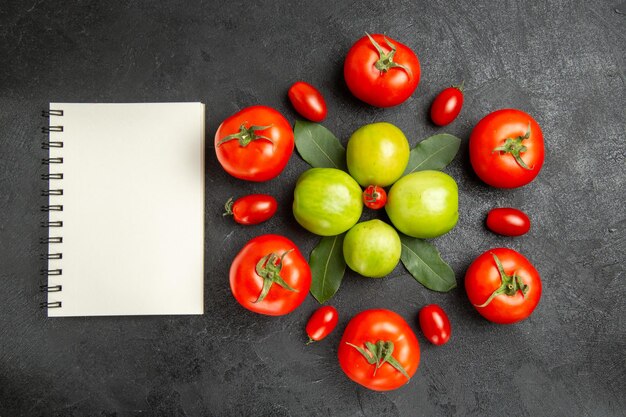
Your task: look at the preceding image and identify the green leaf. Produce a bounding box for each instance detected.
[309,234,346,303]
[294,121,347,171]
[403,133,461,175]
[399,235,456,292]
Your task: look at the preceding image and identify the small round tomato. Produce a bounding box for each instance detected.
[293,168,363,236]
[306,306,339,344]
[486,208,531,236]
[288,81,327,122]
[469,109,545,188]
[215,105,294,182]
[223,194,277,225]
[338,309,420,391]
[430,82,464,126]
[465,248,541,324]
[343,220,401,278]
[418,304,451,346]
[347,122,410,187]
[363,185,387,210]
[230,234,311,316]
[344,33,420,108]
[385,170,459,239]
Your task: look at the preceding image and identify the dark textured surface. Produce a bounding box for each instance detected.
[1,0,625,416]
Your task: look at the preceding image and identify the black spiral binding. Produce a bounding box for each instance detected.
[41,109,64,309]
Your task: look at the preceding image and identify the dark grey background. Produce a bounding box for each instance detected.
[1,0,624,416]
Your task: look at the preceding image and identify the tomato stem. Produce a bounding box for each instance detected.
[217,124,274,147]
[474,253,529,308]
[365,33,410,76]
[253,250,296,303]
[454,80,465,92]
[491,123,533,170]
[306,337,315,346]
[223,197,234,216]
[346,340,410,380]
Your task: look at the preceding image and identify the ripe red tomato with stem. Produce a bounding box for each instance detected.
[469,109,545,188]
[223,194,277,225]
[338,309,420,391]
[418,304,451,346]
[288,81,327,122]
[344,33,420,108]
[215,105,294,182]
[465,248,541,324]
[430,82,464,126]
[230,234,311,316]
[305,306,339,344]
[362,185,387,210]
[486,208,531,236]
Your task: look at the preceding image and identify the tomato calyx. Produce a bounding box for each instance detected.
[492,123,533,170]
[254,250,296,303]
[475,253,529,308]
[365,33,409,75]
[217,123,274,147]
[453,80,465,92]
[346,340,410,380]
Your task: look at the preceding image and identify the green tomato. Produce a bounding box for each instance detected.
[346,122,410,187]
[343,220,401,278]
[385,170,459,239]
[293,168,363,236]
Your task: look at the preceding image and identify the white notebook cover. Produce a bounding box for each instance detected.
[45,103,205,316]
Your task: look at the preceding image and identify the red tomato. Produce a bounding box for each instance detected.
[288,81,327,122]
[486,208,531,236]
[465,248,541,324]
[362,185,387,210]
[338,309,420,391]
[230,234,311,316]
[418,304,451,346]
[215,105,294,182]
[430,83,464,126]
[223,194,277,225]
[344,33,420,108]
[305,306,339,344]
[469,109,545,188]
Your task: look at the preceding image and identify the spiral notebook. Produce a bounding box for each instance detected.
[42,103,205,317]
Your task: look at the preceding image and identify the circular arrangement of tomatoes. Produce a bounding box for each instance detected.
[305,306,339,344]
[465,248,542,324]
[362,185,387,210]
[418,304,451,346]
[229,234,311,316]
[338,309,420,391]
[486,207,531,236]
[215,105,294,182]
[344,33,420,107]
[288,81,327,122]
[430,83,464,126]
[469,109,545,188]
[224,194,277,225]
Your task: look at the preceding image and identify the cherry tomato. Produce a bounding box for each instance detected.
[338,309,420,391]
[223,194,277,225]
[418,304,451,346]
[288,81,327,122]
[486,208,531,236]
[230,234,311,316]
[305,306,339,344]
[469,109,545,188]
[362,185,387,210]
[465,248,541,324]
[215,105,294,182]
[344,33,420,108]
[430,83,464,126]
